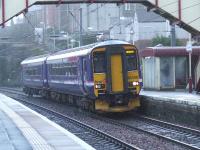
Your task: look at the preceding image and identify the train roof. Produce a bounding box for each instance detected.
[21,40,133,64]
[94,40,131,48]
[47,40,131,61]
[21,54,48,65]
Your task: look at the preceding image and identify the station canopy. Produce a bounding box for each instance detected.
[140,46,200,57]
[0,0,200,36]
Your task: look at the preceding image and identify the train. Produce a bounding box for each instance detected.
[21,40,142,112]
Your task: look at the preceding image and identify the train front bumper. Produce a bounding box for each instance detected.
[95,97,140,112]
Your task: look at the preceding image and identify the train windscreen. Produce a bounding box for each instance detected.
[93,52,106,73]
[126,51,137,71]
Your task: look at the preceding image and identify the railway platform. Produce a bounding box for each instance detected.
[140,90,200,127]
[0,93,94,150]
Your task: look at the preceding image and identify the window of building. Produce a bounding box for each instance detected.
[125,3,131,11]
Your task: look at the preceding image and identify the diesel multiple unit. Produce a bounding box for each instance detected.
[21,40,142,112]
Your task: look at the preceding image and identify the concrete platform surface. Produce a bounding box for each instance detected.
[140,90,200,106]
[0,93,95,150]
[0,110,32,150]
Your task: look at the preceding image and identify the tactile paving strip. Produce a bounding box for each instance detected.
[0,99,54,150]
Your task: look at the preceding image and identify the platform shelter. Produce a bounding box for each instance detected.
[140,46,200,91]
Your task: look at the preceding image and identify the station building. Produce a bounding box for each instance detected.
[140,46,200,92]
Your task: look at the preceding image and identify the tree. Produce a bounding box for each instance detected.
[0,57,8,85]
[151,35,170,46]
[151,35,183,46]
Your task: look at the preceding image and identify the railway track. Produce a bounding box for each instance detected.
[95,114,200,150]
[0,87,140,150]
[135,115,200,148]
[1,87,200,150]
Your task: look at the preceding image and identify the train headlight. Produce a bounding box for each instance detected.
[95,84,101,89]
[95,84,105,89]
[133,81,139,86]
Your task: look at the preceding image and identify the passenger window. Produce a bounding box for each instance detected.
[93,52,106,73]
[49,62,78,76]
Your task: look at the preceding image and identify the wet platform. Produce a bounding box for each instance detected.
[140,90,200,127]
[0,93,94,150]
[140,90,200,106]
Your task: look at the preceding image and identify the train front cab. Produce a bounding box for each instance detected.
[92,44,141,112]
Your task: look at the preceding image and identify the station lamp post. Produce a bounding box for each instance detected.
[130,26,134,44]
[49,34,59,52]
[186,34,193,93]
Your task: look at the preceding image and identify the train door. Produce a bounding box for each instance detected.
[43,61,48,88]
[81,57,87,94]
[110,54,124,92]
[106,46,128,94]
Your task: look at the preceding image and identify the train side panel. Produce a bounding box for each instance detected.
[22,63,44,89]
[47,57,85,96]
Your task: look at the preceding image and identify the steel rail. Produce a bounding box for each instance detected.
[1,87,200,150]
[0,88,140,150]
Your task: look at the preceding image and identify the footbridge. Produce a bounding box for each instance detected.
[0,0,200,36]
